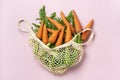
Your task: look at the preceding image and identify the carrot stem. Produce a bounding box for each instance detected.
[47,42,51,47]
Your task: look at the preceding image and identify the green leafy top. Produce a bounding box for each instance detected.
[66,11,74,26]
[39,5,46,21]
[33,6,74,30]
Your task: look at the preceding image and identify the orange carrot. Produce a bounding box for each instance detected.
[70,26,76,34]
[85,19,93,29]
[81,19,94,42]
[36,22,44,39]
[42,24,48,44]
[64,25,72,43]
[60,12,72,43]
[60,11,75,34]
[72,10,82,33]
[55,28,64,46]
[47,28,56,33]
[65,27,72,42]
[48,30,60,44]
[60,11,70,27]
[47,17,64,30]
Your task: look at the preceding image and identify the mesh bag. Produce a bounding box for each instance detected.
[18,20,94,74]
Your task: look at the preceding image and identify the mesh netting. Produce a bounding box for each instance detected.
[29,37,84,74]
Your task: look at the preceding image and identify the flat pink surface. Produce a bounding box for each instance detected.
[0,0,120,80]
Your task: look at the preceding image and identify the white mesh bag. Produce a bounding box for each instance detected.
[18,20,94,74]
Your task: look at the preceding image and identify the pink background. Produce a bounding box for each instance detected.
[0,0,120,80]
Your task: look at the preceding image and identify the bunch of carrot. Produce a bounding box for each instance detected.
[35,7,94,48]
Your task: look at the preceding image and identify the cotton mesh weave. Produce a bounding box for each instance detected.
[29,36,84,74]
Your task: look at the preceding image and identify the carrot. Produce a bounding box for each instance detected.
[85,19,93,29]
[70,26,76,34]
[72,10,82,33]
[81,19,94,42]
[64,25,72,43]
[55,28,64,46]
[36,22,44,39]
[65,26,72,43]
[42,24,48,44]
[60,12,72,43]
[60,11,75,34]
[47,17,64,30]
[48,30,60,44]
[47,28,56,33]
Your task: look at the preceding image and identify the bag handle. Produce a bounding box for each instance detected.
[18,20,35,35]
[18,19,51,50]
